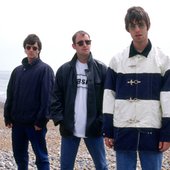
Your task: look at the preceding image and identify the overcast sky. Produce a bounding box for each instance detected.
[0,0,170,72]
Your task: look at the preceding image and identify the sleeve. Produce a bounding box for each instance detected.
[159,53,170,141]
[35,66,55,128]
[103,57,117,138]
[4,70,15,125]
[49,66,65,126]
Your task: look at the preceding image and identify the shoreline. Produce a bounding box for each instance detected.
[0,101,4,108]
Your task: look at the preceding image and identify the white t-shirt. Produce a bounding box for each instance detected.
[74,60,88,137]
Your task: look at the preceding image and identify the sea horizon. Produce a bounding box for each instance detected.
[0,70,11,103]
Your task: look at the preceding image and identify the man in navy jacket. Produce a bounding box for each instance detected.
[4,34,54,170]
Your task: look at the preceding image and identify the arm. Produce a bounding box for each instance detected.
[4,70,15,127]
[103,62,117,145]
[159,53,170,150]
[35,66,55,128]
[49,67,65,126]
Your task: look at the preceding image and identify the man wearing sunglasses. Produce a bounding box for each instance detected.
[50,30,108,169]
[4,34,54,170]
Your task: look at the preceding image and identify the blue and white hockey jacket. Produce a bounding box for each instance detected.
[103,41,170,151]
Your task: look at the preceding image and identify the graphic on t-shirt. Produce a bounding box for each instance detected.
[77,74,88,88]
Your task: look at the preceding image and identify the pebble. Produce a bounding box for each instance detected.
[0,145,170,170]
[0,110,169,170]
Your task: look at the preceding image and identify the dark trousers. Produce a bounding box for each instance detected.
[12,124,50,170]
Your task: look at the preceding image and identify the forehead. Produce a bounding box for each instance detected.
[130,19,145,24]
[75,33,90,41]
[26,42,38,46]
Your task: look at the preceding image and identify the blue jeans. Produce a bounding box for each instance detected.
[60,136,108,170]
[12,124,50,170]
[116,150,163,170]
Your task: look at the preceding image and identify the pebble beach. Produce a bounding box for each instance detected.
[0,102,170,170]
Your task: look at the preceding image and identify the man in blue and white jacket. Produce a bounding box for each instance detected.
[103,6,170,170]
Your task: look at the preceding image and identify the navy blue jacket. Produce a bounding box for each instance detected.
[4,57,54,128]
[50,53,107,137]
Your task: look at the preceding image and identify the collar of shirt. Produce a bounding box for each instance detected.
[129,39,152,58]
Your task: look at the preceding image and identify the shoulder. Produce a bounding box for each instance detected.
[114,46,129,60]
[55,61,72,78]
[93,59,107,70]
[109,46,130,69]
[11,65,23,74]
[93,59,106,66]
[150,45,170,63]
[152,46,169,57]
[92,59,107,78]
[151,46,170,72]
[38,59,54,72]
[57,61,71,72]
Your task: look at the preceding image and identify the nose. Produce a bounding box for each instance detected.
[134,25,140,31]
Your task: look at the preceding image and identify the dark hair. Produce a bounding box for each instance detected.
[72,30,90,44]
[125,6,150,32]
[23,34,42,51]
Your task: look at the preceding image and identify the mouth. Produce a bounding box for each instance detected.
[82,48,89,51]
[135,34,142,37]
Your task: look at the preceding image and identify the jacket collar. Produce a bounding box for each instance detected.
[22,57,40,68]
[129,39,152,58]
[70,52,93,67]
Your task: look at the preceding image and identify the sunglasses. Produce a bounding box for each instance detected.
[76,40,91,46]
[26,45,38,51]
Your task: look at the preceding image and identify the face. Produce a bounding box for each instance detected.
[24,42,40,63]
[72,33,91,63]
[128,20,148,45]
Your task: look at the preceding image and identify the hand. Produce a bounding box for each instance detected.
[6,123,13,128]
[34,125,42,131]
[159,142,170,152]
[104,137,114,148]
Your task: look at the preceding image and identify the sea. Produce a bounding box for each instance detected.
[0,71,11,103]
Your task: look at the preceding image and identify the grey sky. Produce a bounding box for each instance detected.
[0,0,170,72]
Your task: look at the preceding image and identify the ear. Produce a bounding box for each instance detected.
[72,44,76,49]
[147,26,150,31]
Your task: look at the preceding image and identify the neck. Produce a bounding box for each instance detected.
[133,39,148,53]
[78,59,87,63]
[77,54,88,63]
[28,59,33,64]
[27,57,38,64]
